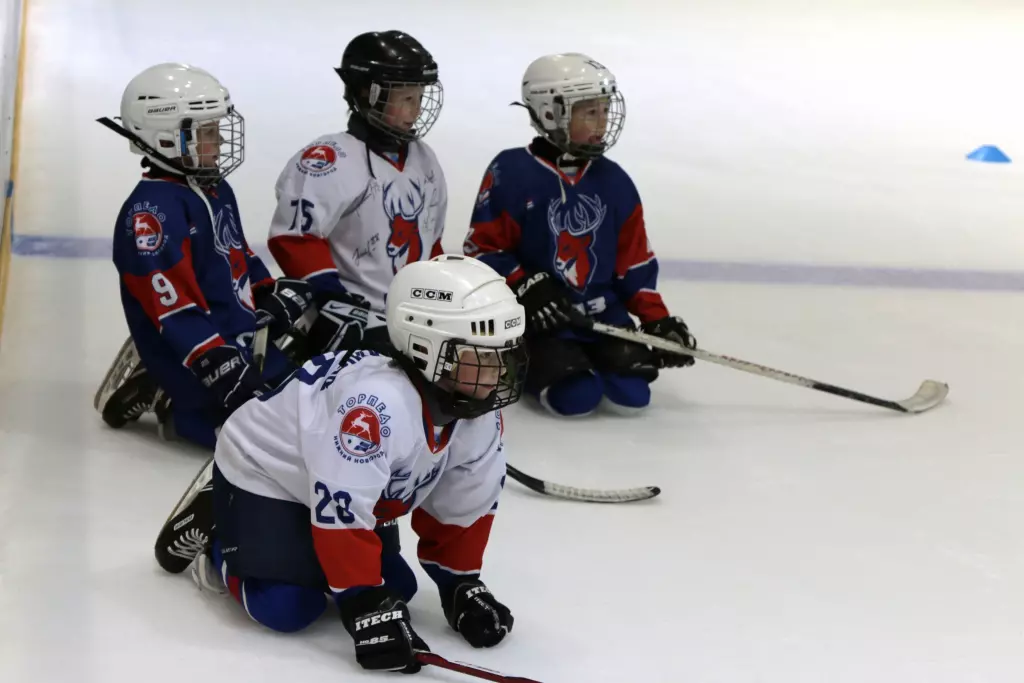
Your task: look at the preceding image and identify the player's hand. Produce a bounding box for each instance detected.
[514,272,577,334]
[339,587,430,673]
[190,345,266,418]
[305,291,371,356]
[441,579,513,648]
[640,315,696,368]
[253,278,314,339]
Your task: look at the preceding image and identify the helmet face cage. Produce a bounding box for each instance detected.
[176,108,245,186]
[552,89,626,159]
[352,78,443,142]
[431,338,528,419]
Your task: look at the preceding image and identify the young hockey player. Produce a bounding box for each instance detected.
[267,30,448,358]
[154,255,526,673]
[464,53,698,418]
[95,63,314,448]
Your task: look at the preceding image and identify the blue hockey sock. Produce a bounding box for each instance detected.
[381,551,418,603]
[539,372,603,416]
[600,372,652,412]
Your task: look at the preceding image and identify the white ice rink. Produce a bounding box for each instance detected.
[2,1,1024,682]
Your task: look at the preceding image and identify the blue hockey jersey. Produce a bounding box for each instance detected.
[112,172,288,413]
[464,139,670,327]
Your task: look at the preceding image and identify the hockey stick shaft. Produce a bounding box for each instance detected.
[584,321,948,414]
[252,326,270,373]
[416,652,544,683]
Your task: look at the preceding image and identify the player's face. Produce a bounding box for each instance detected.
[382,85,424,131]
[193,122,223,168]
[449,347,502,400]
[569,97,610,145]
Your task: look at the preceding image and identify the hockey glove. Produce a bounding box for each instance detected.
[253,278,314,339]
[339,586,430,674]
[305,292,372,355]
[640,315,697,368]
[515,272,577,334]
[190,345,266,419]
[441,578,514,649]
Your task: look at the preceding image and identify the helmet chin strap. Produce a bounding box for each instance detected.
[98,115,225,187]
[97,116,191,175]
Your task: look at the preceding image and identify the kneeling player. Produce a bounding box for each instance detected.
[154,255,526,672]
[93,63,313,448]
[464,53,697,417]
[266,31,448,360]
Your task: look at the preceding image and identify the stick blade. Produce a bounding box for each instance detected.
[897,379,949,413]
[506,465,661,504]
[539,482,662,504]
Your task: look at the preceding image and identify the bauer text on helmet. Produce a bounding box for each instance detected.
[118,62,245,186]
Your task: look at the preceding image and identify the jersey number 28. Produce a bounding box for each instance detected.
[314,481,354,525]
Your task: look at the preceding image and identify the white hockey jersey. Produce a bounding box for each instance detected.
[214,350,505,594]
[267,133,448,313]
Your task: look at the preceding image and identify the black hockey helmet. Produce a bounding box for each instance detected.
[335,31,442,143]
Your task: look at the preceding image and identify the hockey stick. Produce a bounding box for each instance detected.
[582,320,949,414]
[416,652,544,683]
[506,464,660,503]
[252,326,270,373]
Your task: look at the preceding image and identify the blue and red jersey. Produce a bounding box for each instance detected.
[464,138,669,328]
[112,172,285,409]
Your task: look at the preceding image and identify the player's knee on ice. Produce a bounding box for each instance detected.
[540,372,603,416]
[210,539,327,633]
[236,580,327,633]
[599,373,651,413]
[527,335,654,416]
[538,371,651,417]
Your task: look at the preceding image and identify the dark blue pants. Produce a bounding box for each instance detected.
[211,465,417,633]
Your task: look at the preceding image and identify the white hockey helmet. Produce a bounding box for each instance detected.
[386,255,528,418]
[118,63,244,186]
[520,53,626,159]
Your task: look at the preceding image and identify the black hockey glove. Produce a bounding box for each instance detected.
[515,272,577,334]
[640,315,697,368]
[253,278,314,339]
[190,345,266,419]
[441,578,514,649]
[339,586,430,674]
[305,291,371,355]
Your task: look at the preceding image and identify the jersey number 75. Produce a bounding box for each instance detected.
[289,199,315,234]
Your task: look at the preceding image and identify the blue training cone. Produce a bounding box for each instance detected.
[967,145,1011,163]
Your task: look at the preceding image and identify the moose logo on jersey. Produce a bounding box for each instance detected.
[383,178,427,273]
[374,462,444,522]
[547,194,607,292]
[212,206,254,311]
